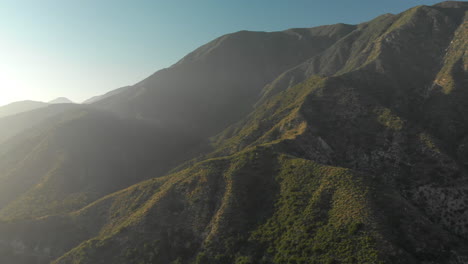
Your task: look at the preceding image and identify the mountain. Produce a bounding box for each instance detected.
[0,107,202,222]
[0,22,356,224]
[0,104,79,144]
[0,97,74,119]
[0,100,48,118]
[94,23,357,137]
[49,97,74,104]
[83,86,131,104]
[0,1,467,263]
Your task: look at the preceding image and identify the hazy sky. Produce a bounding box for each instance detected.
[0,0,442,106]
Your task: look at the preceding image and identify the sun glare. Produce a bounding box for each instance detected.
[0,68,25,106]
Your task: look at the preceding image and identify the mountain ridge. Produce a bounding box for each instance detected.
[0,100,49,119]
[0,2,467,263]
[84,86,131,104]
[49,97,74,104]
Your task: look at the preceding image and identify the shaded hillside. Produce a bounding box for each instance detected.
[0,104,80,144]
[83,86,131,104]
[0,108,202,221]
[0,2,467,264]
[0,23,357,222]
[0,100,48,118]
[95,24,356,137]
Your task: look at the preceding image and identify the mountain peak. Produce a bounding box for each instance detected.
[48,97,74,104]
[433,1,468,8]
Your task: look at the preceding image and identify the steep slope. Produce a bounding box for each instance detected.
[0,17,356,224]
[0,108,201,221]
[95,24,356,137]
[0,100,48,118]
[424,4,468,158]
[0,25,357,221]
[79,148,460,264]
[0,2,467,264]
[0,104,80,144]
[261,2,466,103]
[83,86,131,104]
[212,1,468,243]
[0,144,463,264]
[50,2,468,263]
[46,148,410,264]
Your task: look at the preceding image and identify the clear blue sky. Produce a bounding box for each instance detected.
[0,0,443,105]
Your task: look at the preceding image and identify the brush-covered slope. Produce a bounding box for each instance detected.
[45,2,468,263]
[0,14,355,224]
[0,146,463,264]
[0,2,467,264]
[0,108,201,221]
[0,100,49,118]
[262,2,468,103]
[213,1,468,243]
[2,147,384,263]
[0,104,81,144]
[0,23,357,222]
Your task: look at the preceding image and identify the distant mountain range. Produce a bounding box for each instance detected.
[0,100,48,118]
[48,97,74,104]
[0,97,74,119]
[0,2,467,263]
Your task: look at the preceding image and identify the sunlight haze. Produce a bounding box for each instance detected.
[0,0,467,262]
[0,0,442,106]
